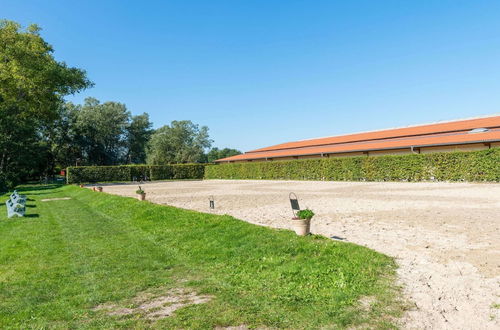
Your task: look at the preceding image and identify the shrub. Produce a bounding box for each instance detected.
[296,209,315,220]
[67,164,206,184]
[204,148,500,182]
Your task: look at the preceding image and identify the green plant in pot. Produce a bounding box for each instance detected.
[292,209,314,236]
[136,186,146,201]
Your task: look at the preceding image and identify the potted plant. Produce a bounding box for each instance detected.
[136,186,146,201]
[96,186,103,192]
[292,209,314,236]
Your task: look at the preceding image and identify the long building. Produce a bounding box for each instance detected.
[216,115,500,163]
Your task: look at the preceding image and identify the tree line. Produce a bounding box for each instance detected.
[0,20,240,190]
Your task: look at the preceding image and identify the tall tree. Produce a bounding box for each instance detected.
[147,120,212,164]
[46,100,152,168]
[206,147,242,163]
[126,113,153,164]
[73,98,131,165]
[0,20,91,189]
[0,108,48,187]
[42,102,81,171]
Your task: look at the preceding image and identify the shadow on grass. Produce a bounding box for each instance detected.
[16,184,64,193]
[26,192,64,196]
[24,214,39,218]
[15,184,66,196]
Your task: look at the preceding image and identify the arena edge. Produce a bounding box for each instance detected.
[204,148,500,182]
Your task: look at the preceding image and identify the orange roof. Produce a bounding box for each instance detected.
[217,115,500,162]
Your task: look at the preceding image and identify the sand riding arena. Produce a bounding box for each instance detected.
[102,180,500,329]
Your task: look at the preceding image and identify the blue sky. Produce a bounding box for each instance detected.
[3,1,500,150]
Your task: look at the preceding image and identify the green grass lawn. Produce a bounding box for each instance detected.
[0,185,403,329]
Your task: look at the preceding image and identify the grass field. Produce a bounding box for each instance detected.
[0,185,403,329]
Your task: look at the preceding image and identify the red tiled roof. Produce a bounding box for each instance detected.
[216,115,500,162]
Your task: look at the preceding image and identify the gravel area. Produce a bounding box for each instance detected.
[101,180,500,329]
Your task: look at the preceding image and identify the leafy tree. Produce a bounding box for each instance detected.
[72,98,131,165]
[0,19,230,189]
[126,113,153,164]
[207,147,242,162]
[41,102,80,172]
[46,101,153,168]
[147,120,212,164]
[0,20,91,121]
[0,20,91,189]
[0,109,48,188]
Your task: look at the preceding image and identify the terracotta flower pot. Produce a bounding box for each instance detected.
[137,193,146,201]
[291,218,311,236]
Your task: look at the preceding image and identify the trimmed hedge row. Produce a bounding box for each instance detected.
[204,148,500,182]
[66,149,500,183]
[67,164,206,184]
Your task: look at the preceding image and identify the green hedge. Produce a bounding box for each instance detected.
[66,164,206,184]
[204,148,500,182]
[66,149,500,183]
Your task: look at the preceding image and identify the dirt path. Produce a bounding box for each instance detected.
[102,180,500,329]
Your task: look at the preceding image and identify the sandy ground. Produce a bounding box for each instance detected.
[101,180,500,329]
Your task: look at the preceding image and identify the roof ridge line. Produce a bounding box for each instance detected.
[291,113,500,143]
